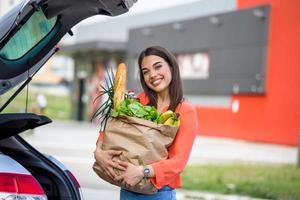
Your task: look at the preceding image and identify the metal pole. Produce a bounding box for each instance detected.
[77,78,85,121]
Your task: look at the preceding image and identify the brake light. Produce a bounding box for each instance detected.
[0,173,47,200]
[0,174,16,193]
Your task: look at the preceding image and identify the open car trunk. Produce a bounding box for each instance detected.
[0,0,136,95]
[0,0,136,198]
[0,135,81,200]
[0,113,81,199]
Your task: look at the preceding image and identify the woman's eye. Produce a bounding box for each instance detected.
[142,71,149,75]
[155,65,162,69]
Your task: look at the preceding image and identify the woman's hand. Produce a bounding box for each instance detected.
[93,143,127,179]
[114,163,144,188]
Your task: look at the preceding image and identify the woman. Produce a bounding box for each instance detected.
[94,46,198,199]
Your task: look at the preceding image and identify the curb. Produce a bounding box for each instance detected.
[177,190,269,200]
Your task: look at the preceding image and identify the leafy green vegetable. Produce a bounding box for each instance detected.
[112,98,163,123]
[92,67,115,131]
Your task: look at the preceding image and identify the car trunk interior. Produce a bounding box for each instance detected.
[0,135,80,200]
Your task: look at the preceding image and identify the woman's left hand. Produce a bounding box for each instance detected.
[114,162,144,188]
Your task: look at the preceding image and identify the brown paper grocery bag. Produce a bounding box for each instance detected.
[93,115,178,194]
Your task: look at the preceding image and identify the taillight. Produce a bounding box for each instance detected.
[0,172,47,200]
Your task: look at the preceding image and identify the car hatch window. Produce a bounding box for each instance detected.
[0,9,57,60]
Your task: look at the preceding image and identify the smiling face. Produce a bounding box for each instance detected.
[141,55,172,95]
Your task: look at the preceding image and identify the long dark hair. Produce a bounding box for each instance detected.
[138,46,183,111]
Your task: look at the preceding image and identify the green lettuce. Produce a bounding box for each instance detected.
[112,98,162,123]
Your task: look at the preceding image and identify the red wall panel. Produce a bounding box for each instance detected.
[198,0,300,145]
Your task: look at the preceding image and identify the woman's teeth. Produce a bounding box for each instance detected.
[152,79,161,86]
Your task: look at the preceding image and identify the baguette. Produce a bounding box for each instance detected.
[113,63,126,110]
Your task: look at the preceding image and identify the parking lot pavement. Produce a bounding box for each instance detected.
[24,120,297,166]
[22,120,298,200]
[81,187,120,200]
[188,133,297,165]
[80,188,269,200]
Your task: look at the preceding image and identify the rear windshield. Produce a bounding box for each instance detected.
[0,9,57,60]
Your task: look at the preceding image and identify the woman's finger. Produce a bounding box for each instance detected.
[108,150,123,156]
[104,168,113,179]
[107,166,118,178]
[113,161,127,171]
[118,160,128,168]
[124,181,131,188]
[108,160,126,171]
[115,165,127,171]
[114,175,123,182]
[108,160,117,168]
[122,180,127,188]
[104,167,116,179]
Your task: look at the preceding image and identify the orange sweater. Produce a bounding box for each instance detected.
[98,92,198,189]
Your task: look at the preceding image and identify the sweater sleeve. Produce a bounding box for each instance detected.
[97,131,104,144]
[150,102,198,188]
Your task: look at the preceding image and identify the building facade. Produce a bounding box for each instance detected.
[62,0,300,146]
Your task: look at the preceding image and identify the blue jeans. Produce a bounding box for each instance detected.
[120,186,176,200]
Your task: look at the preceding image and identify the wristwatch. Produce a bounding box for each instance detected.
[143,166,151,178]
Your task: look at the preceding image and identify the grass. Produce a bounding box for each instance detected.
[0,89,71,120]
[182,164,300,200]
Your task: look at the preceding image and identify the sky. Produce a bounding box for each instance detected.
[80,0,205,25]
[124,0,204,14]
[2,0,206,25]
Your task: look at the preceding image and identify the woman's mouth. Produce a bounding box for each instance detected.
[151,79,162,87]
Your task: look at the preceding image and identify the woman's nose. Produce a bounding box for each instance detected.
[149,70,157,78]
